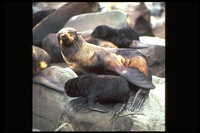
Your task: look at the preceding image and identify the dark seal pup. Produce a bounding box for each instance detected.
[56,27,155,111]
[65,75,130,115]
[91,25,149,48]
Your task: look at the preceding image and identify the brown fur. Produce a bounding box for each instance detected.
[57,27,148,77]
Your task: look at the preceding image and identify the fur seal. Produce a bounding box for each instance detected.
[33,2,100,48]
[32,9,56,28]
[91,25,149,48]
[32,45,50,75]
[56,27,155,111]
[65,75,130,114]
[42,33,64,62]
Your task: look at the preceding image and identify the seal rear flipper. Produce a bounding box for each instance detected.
[108,64,155,89]
[88,100,111,113]
[122,67,155,89]
[112,102,127,116]
[33,72,65,92]
[128,89,150,112]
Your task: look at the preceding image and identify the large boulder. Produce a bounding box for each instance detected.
[32,83,70,131]
[33,66,78,130]
[33,2,100,48]
[60,97,133,131]
[64,10,129,32]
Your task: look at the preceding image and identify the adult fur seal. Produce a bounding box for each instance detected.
[56,27,155,111]
[91,25,149,48]
[33,2,100,48]
[32,45,51,76]
[65,75,130,115]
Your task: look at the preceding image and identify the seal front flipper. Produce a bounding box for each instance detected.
[88,99,111,113]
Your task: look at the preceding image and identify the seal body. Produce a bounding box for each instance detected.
[91,25,148,48]
[65,75,130,112]
[57,27,155,111]
[33,2,100,48]
[57,27,154,89]
[65,75,130,102]
[32,45,51,75]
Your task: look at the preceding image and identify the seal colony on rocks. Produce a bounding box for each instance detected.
[56,27,155,111]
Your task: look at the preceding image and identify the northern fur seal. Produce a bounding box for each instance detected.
[65,75,130,114]
[32,45,50,75]
[33,2,100,48]
[56,27,155,111]
[91,25,149,48]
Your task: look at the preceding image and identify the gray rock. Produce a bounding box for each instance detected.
[32,83,70,131]
[60,97,133,131]
[42,33,64,62]
[153,21,165,39]
[138,44,165,78]
[64,10,129,32]
[33,66,78,92]
[139,36,165,46]
[33,65,78,131]
[121,75,165,131]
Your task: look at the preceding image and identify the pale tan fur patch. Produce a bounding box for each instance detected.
[120,55,148,77]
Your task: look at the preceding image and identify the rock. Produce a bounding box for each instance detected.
[32,45,51,76]
[42,33,64,62]
[32,2,67,13]
[33,2,100,48]
[32,63,165,131]
[64,10,129,32]
[139,36,165,46]
[137,44,165,78]
[33,9,56,28]
[153,21,165,39]
[59,97,133,131]
[33,66,78,92]
[121,75,165,131]
[32,83,70,131]
[33,65,78,131]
